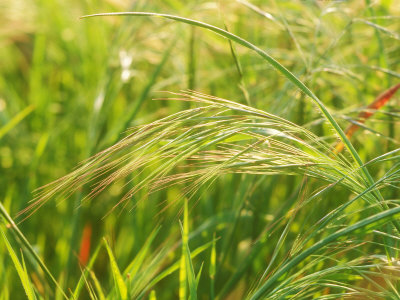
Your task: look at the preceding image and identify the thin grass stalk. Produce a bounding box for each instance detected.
[0,202,68,299]
[188,27,196,91]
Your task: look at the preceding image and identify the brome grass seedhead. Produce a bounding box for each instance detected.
[22,91,372,218]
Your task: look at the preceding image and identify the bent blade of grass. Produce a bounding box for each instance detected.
[367,66,400,79]
[0,228,36,300]
[80,11,382,209]
[355,18,400,41]
[223,22,251,106]
[248,205,400,299]
[81,12,364,171]
[237,0,280,25]
[103,238,127,300]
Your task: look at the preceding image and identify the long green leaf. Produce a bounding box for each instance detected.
[0,228,36,300]
[103,238,127,300]
[180,198,197,300]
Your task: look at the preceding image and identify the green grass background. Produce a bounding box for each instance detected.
[1,0,400,299]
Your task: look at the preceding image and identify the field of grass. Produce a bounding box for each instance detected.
[1,0,400,299]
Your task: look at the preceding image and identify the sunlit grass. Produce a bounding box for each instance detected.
[1,0,400,299]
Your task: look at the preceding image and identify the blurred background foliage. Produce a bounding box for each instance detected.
[1,0,400,299]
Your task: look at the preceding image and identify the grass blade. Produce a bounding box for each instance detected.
[0,105,35,140]
[249,205,400,299]
[0,228,36,300]
[0,202,67,299]
[88,269,106,300]
[209,233,216,300]
[139,240,214,299]
[179,199,197,300]
[103,238,127,300]
[73,242,102,299]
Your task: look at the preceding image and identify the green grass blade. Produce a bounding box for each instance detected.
[140,240,214,299]
[149,290,156,300]
[249,205,400,299]
[224,23,250,106]
[0,105,35,140]
[179,240,186,300]
[195,262,203,289]
[355,18,400,41]
[72,242,102,299]
[89,269,106,300]
[103,238,127,300]
[83,276,97,300]
[0,202,67,299]
[209,233,216,300]
[188,27,196,90]
[179,198,197,300]
[0,228,36,300]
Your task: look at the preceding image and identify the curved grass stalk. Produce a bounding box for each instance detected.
[80,12,378,197]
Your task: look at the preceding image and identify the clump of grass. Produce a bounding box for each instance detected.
[2,1,400,299]
[23,91,400,298]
